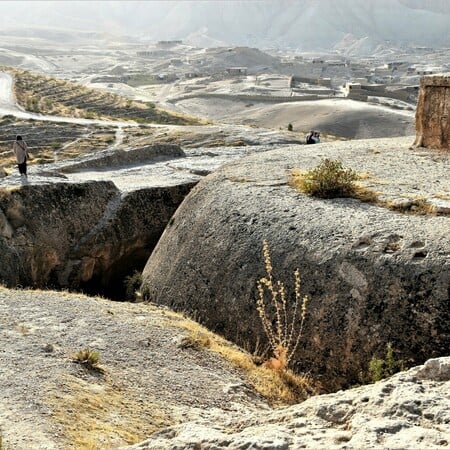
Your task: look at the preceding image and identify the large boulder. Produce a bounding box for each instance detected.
[141,136,450,389]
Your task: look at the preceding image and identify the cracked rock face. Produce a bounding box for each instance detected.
[0,180,195,296]
[141,136,450,389]
[122,357,450,450]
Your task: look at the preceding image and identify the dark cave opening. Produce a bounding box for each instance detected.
[79,247,151,301]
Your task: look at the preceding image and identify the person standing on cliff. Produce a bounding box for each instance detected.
[12,135,28,180]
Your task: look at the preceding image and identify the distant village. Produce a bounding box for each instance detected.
[78,39,450,109]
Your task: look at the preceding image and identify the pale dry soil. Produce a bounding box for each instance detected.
[0,287,267,450]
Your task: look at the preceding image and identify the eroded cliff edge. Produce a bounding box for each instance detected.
[0,180,195,297]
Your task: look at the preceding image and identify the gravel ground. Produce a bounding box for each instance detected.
[0,287,267,449]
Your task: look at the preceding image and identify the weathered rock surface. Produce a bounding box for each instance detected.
[58,143,186,173]
[141,136,450,389]
[0,287,267,449]
[415,74,450,150]
[2,287,448,450]
[123,357,450,450]
[0,179,195,297]
[0,138,296,295]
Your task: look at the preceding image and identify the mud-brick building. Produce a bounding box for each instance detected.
[415,74,450,150]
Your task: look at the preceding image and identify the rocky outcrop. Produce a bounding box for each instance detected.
[59,144,186,173]
[415,74,450,150]
[141,136,450,389]
[123,357,450,450]
[0,179,195,297]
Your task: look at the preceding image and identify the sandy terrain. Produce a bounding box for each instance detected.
[175,97,415,139]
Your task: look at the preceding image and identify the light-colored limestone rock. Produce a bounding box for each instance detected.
[122,357,450,450]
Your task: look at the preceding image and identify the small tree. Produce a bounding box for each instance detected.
[287,123,293,131]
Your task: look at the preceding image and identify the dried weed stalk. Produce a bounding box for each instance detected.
[256,240,308,370]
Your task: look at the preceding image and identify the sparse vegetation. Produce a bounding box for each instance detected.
[256,240,309,371]
[290,161,445,216]
[49,141,61,151]
[10,67,201,125]
[0,118,120,169]
[386,198,436,215]
[73,348,103,372]
[179,330,211,349]
[0,430,9,450]
[124,271,142,301]
[16,323,31,334]
[360,342,405,383]
[47,374,170,449]
[291,159,359,198]
[166,311,319,405]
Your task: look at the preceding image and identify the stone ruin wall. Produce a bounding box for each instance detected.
[415,74,450,150]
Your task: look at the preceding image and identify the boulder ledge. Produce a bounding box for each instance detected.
[0,180,195,297]
[141,136,450,388]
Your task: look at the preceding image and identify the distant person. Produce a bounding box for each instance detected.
[306,130,315,144]
[13,135,28,180]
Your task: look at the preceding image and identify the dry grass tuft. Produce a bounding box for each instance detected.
[168,315,319,405]
[433,193,450,201]
[385,198,437,215]
[0,430,9,450]
[47,374,171,450]
[72,349,103,373]
[178,330,211,350]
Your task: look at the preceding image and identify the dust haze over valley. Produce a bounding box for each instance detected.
[3,0,450,140]
[0,2,449,450]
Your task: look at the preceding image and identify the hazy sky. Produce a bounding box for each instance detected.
[0,1,448,49]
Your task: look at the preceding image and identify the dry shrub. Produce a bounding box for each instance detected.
[386,198,436,215]
[0,430,9,450]
[73,349,103,373]
[256,240,308,371]
[179,330,211,350]
[168,315,320,405]
[291,159,359,198]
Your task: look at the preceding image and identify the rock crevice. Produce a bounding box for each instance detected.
[0,179,196,297]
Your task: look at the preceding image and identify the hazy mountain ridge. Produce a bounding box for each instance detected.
[0,1,449,51]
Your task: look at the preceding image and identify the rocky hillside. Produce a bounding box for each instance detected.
[9,68,200,125]
[0,176,194,299]
[0,115,116,169]
[0,287,274,449]
[124,357,450,450]
[141,135,450,389]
